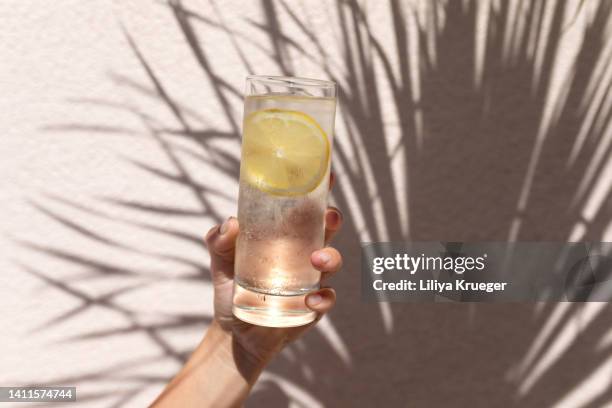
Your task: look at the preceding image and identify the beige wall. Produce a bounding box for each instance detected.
[1,0,611,406]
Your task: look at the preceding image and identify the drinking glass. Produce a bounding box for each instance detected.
[232,75,337,327]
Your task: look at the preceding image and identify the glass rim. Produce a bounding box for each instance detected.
[246,75,336,89]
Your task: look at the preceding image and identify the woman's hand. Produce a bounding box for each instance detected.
[152,184,343,407]
[204,205,343,369]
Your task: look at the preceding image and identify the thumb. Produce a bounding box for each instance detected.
[204,217,239,283]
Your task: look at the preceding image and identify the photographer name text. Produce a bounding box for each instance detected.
[370,253,509,294]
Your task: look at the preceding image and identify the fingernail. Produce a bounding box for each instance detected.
[317,251,331,264]
[220,218,231,235]
[308,294,322,306]
[326,210,340,226]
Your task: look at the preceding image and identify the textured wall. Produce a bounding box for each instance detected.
[1,0,611,407]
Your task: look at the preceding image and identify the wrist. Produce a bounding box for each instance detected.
[209,319,270,385]
[152,319,260,407]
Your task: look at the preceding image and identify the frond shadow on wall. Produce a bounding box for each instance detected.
[17,0,612,406]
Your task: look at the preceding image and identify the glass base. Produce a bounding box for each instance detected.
[232,283,317,328]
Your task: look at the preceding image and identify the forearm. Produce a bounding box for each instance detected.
[151,320,266,408]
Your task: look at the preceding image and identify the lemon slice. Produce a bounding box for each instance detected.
[241,108,330,196]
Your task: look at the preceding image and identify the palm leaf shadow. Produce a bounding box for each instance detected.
[17,0,612,406]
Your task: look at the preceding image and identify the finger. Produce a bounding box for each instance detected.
[305,287,336,313]
[204,217,239,281]
[311,247,342,281]
[329,171,335,191]
[324,206,343,244]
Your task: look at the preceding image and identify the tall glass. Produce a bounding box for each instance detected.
[232,76,337,327]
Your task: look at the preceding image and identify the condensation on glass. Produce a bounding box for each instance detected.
[232,75,337,327]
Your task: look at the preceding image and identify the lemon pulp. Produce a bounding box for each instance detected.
[241,109,330,196]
